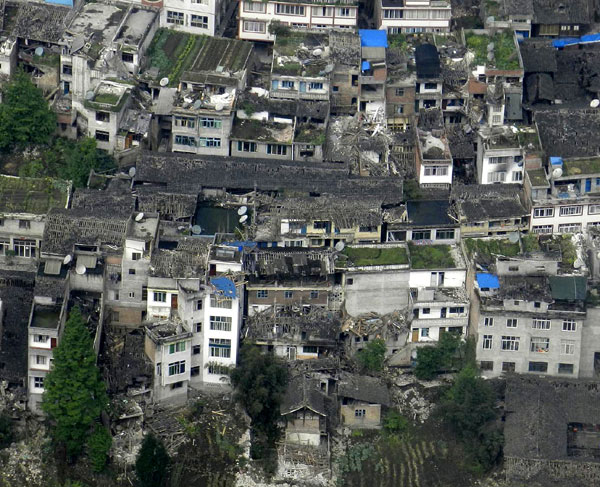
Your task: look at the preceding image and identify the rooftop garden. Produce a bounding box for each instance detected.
[465,30,520,70]
[517,130,541,152]
[526,168,548,187]
[562,157,600,177]
[294,125,326,145]
[0,175,69,214]
[464,238,520,260]
[408,244,455,269]
[339,247,409,267]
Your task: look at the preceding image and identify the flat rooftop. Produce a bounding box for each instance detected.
[0,175,69,214]
[114,7,157,47]
[85,82,130,112]
[465,30,521,71]
[30,303,61,329]
[562,157,600,177]
[273,30,329,77]
[231,119,293,143]
[64,3,125,50]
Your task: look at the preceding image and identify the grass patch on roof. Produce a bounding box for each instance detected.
[146,29,205,85]
[464,238,520,259]
[465,30,520,70]
[341,247,408,267]
[0,175,69,214]
[562,158,600,177]
[409,244,455,269]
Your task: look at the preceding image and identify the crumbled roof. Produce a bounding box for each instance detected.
[281,375,328,416]
[549,276,587,301]
[535,110,600,159]
[497,276,552,301]
[453,184,528,221]
[231,118,293,143]
[329,30,360,67]
[236,91,329,119]
[562,157,600,177]
[520,41,557,73]
[63,3,125,53]
[272,30,330,77]
[114,7,158,48]
[150,237,211,278]
[247,247,334,278]
[0,175,69,214]
[338,373,391,406]
[10,2,72,43]
[405,200,455,227]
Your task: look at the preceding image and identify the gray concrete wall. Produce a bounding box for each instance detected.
[345,270,409,316]
[579,306,600,379]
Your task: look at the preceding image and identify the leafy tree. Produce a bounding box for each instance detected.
[0,413,13,448]
[87,425,112,472]
[0,69,56,151]
[414,332,465,380]
[383,410,409,435]
[230,345,288,463]
[356,339,387,372]
[135,434,170,487]
[41,307,109,460]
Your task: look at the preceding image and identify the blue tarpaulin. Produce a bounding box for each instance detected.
[550,156,563,166]
[361,60,371,71]
[223,241,257,251]
[359,29,388,48]
[44,0,73,6]
[553,33,600,48]
[211,277,237,298]
[476,273,500,289]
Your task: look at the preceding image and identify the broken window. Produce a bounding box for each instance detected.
[95,130,109,142]
[19,219,30,229]
[193,345,201,355]
[502,362,515,372]
[558,363,574,374]
[121,52,134,63]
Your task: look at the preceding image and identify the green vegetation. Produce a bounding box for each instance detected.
[557,234,577,266]
[0,174,69,214]
[135,434,170,487]
[356,339,387,372]
[87,426,112,473]
[230,345,288,475]
[19,137,116,188]
[521,233,541,253]
[464,238,520,259]
[388,34,410,53]
[383,411,409,435]
[146,29,205,85]
[0,413,14,449]
[562,157,600,176]
[92,93,120,105]
[403,179,421,200]
[408,244,455,269]
[42,307,109,461]
[526,168,548,187]
[414,333,471,380]
[32,53,61,68]
[0,69,56,152]
[341,247,408,267]
[465,31,520,70]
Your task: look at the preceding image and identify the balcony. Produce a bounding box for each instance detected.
[271,90,329,101]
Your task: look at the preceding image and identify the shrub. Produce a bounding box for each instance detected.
[356,339,386,372]
[87,426,112,472]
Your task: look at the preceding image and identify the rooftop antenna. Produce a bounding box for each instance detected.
[591,99,600,108]
[34,46,44,57]
[551,167,563,179]
[508,232,519,244]
[237,206,248,216]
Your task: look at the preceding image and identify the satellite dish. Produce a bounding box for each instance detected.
[75,264,86,275]
[574,258,584,269]
[312,48,323,57]
[135,212,144,222]
[159,77,169,87]
[239,215,248,224]
[215,103,224,111]
[237,206,247,216]
[128,167,136,177]
[35,46,44,56]
[191,225,202,235]
[335,241,345,252]
[597,251,600,259]
[508,232,520,243]
[552,167,563,179]
[63,254,72,265]
[85,90,95,100]
[591,99,600,108]
[193,100,202,110]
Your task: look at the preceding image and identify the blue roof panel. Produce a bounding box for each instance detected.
[359,29,388,48]
[476,273,500,289]
[44,0,73,5]
[211,277,237,298]
[361,60,371,71]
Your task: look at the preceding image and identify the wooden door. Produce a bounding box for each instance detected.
[171,293,178,310]
[411,329,419,342]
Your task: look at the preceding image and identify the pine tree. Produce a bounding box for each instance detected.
[41,307,109,460]
[135,434,170,487]
[0,69,56,151]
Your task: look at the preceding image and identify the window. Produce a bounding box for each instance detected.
[193,345,201,355]
[195,323,202,333]
[487,171,506,183]
[275,4,305,15]
[200,118,222,129]
[128,292,135,298]
[424,82,437,90]
[169,341,186,354]
[336,7,352,16]
[281,80,295,89]
[243,21,265,33]
[502,362,516,372]
[96,111,110,122]
[122,52,134,63]
[532,225,553,234]
[528,361,547,373]
[562,319,577,332]
[309,82,323,90]
[128,269,136,275]
[449,306,465,314]
[191,366,200,377]
[196,299,203,311]
[284,291,293,299]
[506,318,518,328]
[532,319,550,330]
[561,339,575,355]
[303,346,318,354]
[245,1,266,12]
[35,355,47,365]
[558,223,581,234]
[421,308,430,315]
[492,115,502,124]
[62,64,72,75]
[190,15,208,29]
[396,105,404,114]
[209,338,231,358]
[312,6,333,16]
[131,252,141,261]
[421,328,430,337]
[512,171,523,182]
[33,377,44,388]
[34,335,49,343]
[310,290,319,299]
[175,135,196,147]
[384,9,403,19]
[237,141,257,152]
[153,291,166,303]
[208,363,229,374]
[430,271,445,286]
[256,290,269,298]
[501,336,520,351]
[484,317,494,327]
[508,266,519,272]
[423,165,448,176]
[558,363,574,374]
[95,130,109,142]
[266,144,288,155]
[560,205,583,216]
[530,337,550,353]
[436,229,455,240]
[482,335,493,349]
[168,361,186,376]
[13,239,36,258]
[198,137,221,147]
[210,296,232,309]
[412,230,431,240]
[533,207,554,218]
[210,316,232,331]
[395,88,405,96]
[167,11,184,25]
[480,361,494,371]
[354,409,366,417]
[313,221,329,230]
[589,204,600,215]
[175,116,196,128]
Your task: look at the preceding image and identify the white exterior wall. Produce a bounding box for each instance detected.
[477,144,523,185]
[162,0,221,36]
[238,1,358,42]
[418,163,453,186]
[377,0,451,34]
[147,288,178,320]
[408,269,466,288]
[530,201,600,234]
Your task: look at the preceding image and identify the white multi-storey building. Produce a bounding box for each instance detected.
[477,127,525,185]
[162,0,229,36]
[376,0,451,34]
[238,0,358,42]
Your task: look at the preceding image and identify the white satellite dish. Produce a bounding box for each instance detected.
[312,48,323,57]
[596,251,600,259]
[552,167,563,179]
[574,258,584,269]
[135,212,144,222]
[239,215,248,224]
[215,103,224,111]
[508,232,520,243]
[191,225,202,235]
[63,254,72,265]
[159,77,169,87]
[75,264,86,275]
[237,206,247,216]
[335,241,345,252]
[35,46,44,57]
[591,99,600,108]
[128,167,136,177]
[85,90,95,100]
